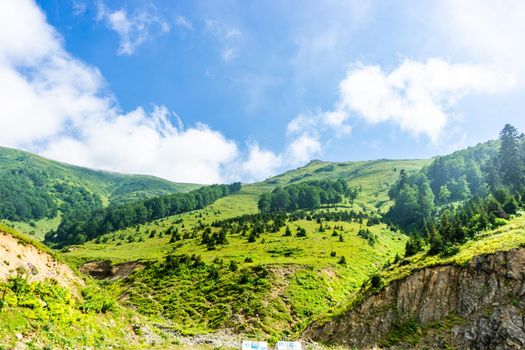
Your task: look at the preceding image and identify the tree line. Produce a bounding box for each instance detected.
[386,124,525,255]
[257,179,357,213]
[45,182,241,245]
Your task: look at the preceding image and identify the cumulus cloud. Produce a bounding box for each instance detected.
[290,58,514,142]
[237,142,283,182]
[96,2,169,55]
[0,0,236,183]
[285,133,322,164]
[0,0,314,184]
[42,107,239,184]
[336,59,514,140]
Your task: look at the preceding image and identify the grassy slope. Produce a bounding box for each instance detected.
[62,158,428,338]
[65,158,428,264]
[0,225,176,349]
[0,146,201,238]
[314,213,525,325]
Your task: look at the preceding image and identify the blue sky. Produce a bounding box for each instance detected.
[1,0,525,183]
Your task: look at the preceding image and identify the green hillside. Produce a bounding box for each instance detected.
[3,126,525,346]
[65,158,428,264]
[62,158,428,338]
[0,224,176,349]
[0,146,201,239]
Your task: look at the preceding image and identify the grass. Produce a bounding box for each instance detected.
[65,217,407,337]
[1,216,61,241]
[0,276,171,349]
[60,158,429,338]
[64,158,428,265]
[313,213,525,326]
[381,213,525,284]
[0,146,203,242]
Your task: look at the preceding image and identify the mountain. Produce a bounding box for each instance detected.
[2,126,525,348]
[0,146,201,239]
[62,157,430,338]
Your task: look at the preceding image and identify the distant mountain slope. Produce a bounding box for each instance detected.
[0,146,202,238]
[65,158,429,264]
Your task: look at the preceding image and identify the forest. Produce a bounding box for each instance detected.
[257,179,358,213]
[0,167,103,222]
[387,124,525,255]
[46,182,241,245]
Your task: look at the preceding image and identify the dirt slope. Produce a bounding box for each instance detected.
[0,230,83,290]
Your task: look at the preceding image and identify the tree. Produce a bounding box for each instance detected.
[257,193,271,213]
[270,188,291,211]
[499,124,523,192]
[438,185,451,203]
[428,225,445,255]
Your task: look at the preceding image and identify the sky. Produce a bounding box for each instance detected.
[1,0,525,184]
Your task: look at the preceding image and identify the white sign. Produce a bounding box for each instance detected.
[242,340,268,350]
[276,341,302,350]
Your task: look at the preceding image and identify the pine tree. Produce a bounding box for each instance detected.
[499,124,523,192]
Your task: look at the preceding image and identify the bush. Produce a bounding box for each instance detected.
[80,287,115,314]
[338,256,346,265]
[370,274,382,289]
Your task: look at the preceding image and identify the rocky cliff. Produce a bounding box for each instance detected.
[305,247,525,349]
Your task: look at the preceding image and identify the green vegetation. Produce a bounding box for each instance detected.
[387,124,525,256]
[0,146,201,237]
[47,182,241,246]
[258,179,357,213]
[55,157,430,338]
[4,127,525,345]
[0,274,165,349]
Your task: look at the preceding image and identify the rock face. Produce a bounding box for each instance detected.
[305,248,525,349]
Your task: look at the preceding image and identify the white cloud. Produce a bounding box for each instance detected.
[436,0,525,83]
[237,142,282,182]
[335,59,514,140]
[290,58,514,143]
[206,19,242,61]
[175,15,193,31]
[285,133,322,164]
[96,2,169,55]
[0,0,307,184]
[42,107,239,184]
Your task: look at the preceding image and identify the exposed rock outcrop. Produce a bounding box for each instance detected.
[80,260,142,279]
[305,248,525,349]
